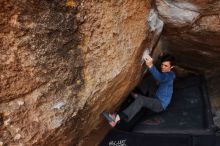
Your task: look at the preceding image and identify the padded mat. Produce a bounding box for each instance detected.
[133,75,213,134]
[99,75,217,146]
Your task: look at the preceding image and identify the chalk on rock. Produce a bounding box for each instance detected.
[0,141,3,146]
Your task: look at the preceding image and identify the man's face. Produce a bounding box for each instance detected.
[161,61,173,72]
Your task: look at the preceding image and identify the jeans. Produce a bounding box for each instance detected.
[121,94,164,122]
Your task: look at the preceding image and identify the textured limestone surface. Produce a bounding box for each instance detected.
[0,0,153,146]
[156,0,200,27]
[0,0,84,146]
[75,1,154,145]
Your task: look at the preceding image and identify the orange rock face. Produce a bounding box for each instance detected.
[0,0,152,146]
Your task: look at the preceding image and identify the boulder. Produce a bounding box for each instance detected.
[0,0,154,145]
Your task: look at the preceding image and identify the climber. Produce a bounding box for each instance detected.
[102,54,176,127]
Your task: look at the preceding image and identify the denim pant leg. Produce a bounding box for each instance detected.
[121,94,164,122]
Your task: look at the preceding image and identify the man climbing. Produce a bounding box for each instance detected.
[102,54,176,127]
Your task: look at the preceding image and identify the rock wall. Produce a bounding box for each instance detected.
[156,0,220,72]
[72,1,153,145]
[0,0,153,146]
[0,0,84,145]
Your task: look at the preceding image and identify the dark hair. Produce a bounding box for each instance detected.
[161,54,175,66]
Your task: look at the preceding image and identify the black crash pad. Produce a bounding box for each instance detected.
[133,75,214,134]
[100,75,218,146]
